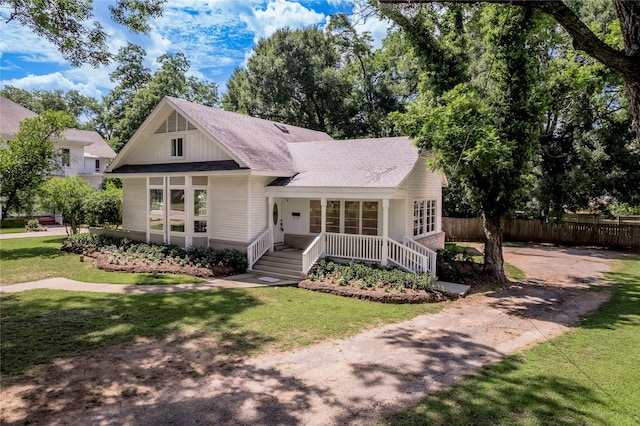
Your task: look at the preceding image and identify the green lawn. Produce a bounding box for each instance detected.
[0,236,203,285]
[385,254,640,425]
[0,286,445,378]
[0,227,27,235]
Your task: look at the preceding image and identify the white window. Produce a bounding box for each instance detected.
[171,137,184,157]
[149,187,164,232]
[192,176,208,234]
[310,200,379,235]
[413,199,436,237]
[95,159,100,172]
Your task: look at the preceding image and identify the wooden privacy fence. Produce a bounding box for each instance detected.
[443,217,640,251]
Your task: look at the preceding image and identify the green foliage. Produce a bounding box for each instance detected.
[609,201,640,216]
[25,218,45,232]
[308,258,436,292]
[0,110,75,218]
[84,183,122,228]
[436,245,481,283]
[62,233,249,274]
[223,24,419,139]
[38,176,94,234]
[2,0,165,67]
[1,217,25,229]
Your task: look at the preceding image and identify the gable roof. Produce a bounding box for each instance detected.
[166,97,334,172]
[0,96,38,136]
[280,137,421,188]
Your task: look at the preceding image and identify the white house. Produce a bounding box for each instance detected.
[105,97,447,278]
[0,96,116,188]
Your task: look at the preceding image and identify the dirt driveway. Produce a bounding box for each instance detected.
[1,245,620,425]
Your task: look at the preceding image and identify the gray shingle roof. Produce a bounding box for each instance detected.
[65,129,116,159]
[284,137,420,188]
[167,97,334,172]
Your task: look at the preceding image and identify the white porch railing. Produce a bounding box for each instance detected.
[325,232,384,262]
[302,233,437,277]
[387,239,430,274]
[247,228,272,271]
[302,232,326,275]
[403,236,438,275]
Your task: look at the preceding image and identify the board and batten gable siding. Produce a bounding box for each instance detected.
[249,176,270,238]
[125,130,233,165]
[405,156,443,238]
[211,176,249,242]
[122,178,147,232]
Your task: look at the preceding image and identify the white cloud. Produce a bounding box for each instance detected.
[1,73,103,98]
[241,0,326,42]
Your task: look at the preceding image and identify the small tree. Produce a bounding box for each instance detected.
[39,176,93,234]
[84,182,123,229]
[0,111,74,219]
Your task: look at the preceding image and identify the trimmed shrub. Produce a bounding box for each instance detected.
[62,234,248,274]
[436,245,481,283]
[308,258,436,292]
[1,217,26,229]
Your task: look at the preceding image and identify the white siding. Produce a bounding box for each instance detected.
[405,157,443,237]
[211,177,248,242]
[249,176,269,238]
[126,130,233,165]
[122,178,146,232]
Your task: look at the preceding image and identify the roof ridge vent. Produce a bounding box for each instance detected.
[274,123,289,134]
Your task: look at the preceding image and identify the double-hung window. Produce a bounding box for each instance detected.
[171,137,184,157]
[61,148,70,167]
[413,199,436,237]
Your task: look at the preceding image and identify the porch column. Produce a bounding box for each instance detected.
[268,196,274,251]
[321,197,327,233]
[381,198,389,265]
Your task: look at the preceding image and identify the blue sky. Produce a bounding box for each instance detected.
[0,0,391,100]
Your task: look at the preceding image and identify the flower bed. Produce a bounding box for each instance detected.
[299,258,453,304]
[62,233,248,278]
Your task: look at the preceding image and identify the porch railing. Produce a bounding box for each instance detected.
[388,239,431,274]
[403,236,437,275]
[325,232,384,262]
[302,232,326,275]
[247,228,272,271]
[302,233,437,277]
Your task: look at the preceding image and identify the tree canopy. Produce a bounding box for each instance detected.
[0,111,74,219]
[0,0,165,67]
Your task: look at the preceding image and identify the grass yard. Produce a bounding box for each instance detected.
[0,286,445,378]
[0,236,204,285]
[385,254,640,425]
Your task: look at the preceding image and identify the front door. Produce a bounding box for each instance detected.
[273,198,284,244]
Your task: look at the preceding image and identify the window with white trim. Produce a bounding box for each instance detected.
[192,176,208,234]
[171,137,184,157]
[310,200,379,235]
[413,199,436,237]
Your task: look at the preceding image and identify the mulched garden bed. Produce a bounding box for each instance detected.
[76,249,234,278]
[298,279,453,304]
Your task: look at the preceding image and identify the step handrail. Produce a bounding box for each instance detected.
[402,236,437,275]
[302,232,326,276]
[247,228,272,271]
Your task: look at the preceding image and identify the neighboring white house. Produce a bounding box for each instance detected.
[105,96,447,277]
[0,96,116,189]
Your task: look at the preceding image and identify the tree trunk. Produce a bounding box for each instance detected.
[483,214,508,283]
[614,0,640,142]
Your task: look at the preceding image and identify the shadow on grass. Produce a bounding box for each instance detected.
[385,355,610,425]
[0,238,67,261]
[0,289,266,378]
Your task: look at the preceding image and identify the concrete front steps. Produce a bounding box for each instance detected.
[251,247,303,280]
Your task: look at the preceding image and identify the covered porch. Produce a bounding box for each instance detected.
[248,193,439,278]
